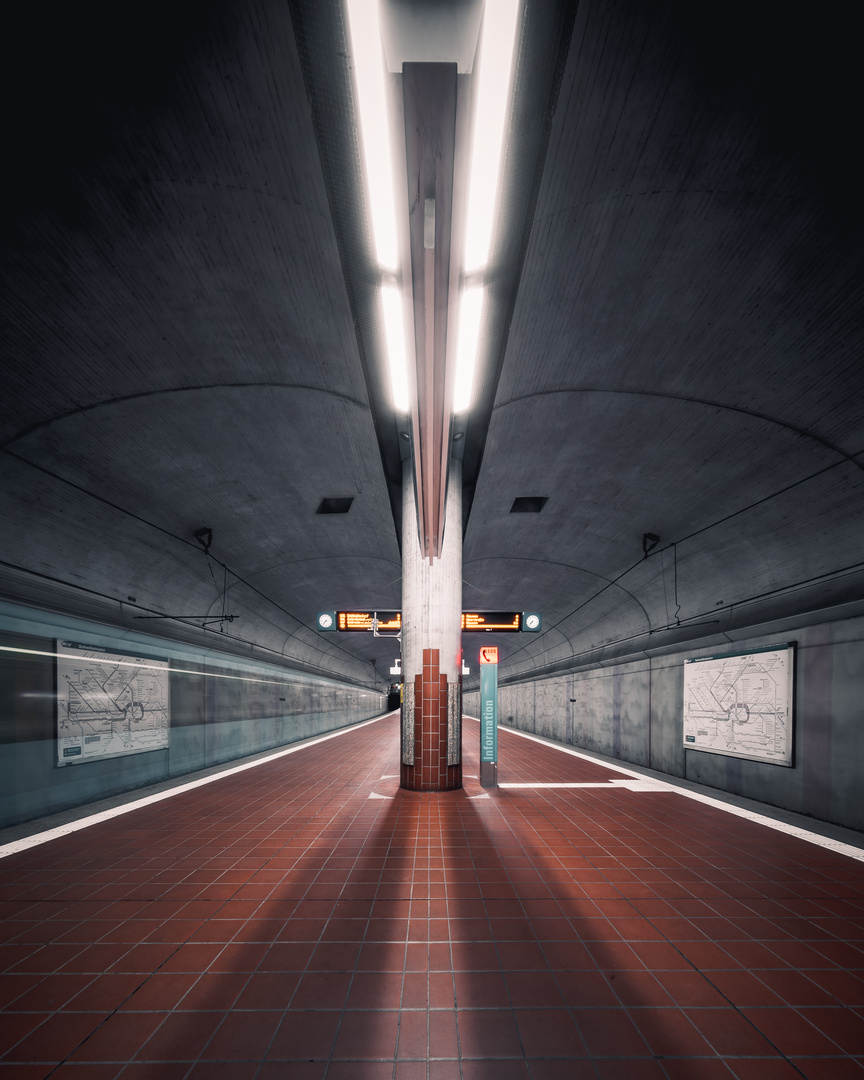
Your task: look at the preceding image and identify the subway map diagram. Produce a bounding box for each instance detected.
[683,645,793,766]
[56,640,170,765]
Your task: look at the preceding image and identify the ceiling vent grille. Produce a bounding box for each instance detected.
[510,496,547,513]
[317,497,354,515]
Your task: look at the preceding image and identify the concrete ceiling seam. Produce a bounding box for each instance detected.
[2,0,860,682]
[0,557,376,689]
[462,554,652,629]
[487,541,864,672]
[492,388,864,471]
[493,557,864,686]
[1,383,371,449]
[644,460,858,558]
[234,553,403,587]
[459,0,579,532]
[0,451,376,678]
[465,436,861,671]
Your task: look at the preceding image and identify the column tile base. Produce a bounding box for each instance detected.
[400,648,462,792]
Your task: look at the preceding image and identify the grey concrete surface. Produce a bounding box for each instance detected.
[0,609,385,829]
[1,0,861,832]
[488,723,864,856]
[0,714,393,846]
[465,611,864,833]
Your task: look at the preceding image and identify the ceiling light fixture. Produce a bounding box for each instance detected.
[345,0,409,412]
[463,0,520,273]
[381,284,409,411]
[454,0,520,413]
[453,285,483,413]
[345,0,399,271]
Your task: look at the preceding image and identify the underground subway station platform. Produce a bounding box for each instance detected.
[1,713,864,1078]
[1,0,862,1075]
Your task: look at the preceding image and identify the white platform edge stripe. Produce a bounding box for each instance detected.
[0,713,393,861]
[465,717,864,864]
[499,780,673,790]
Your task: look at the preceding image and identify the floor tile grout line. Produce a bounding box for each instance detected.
[498,760,829,1077]
[444,797,463,1080]
[35,767,337,1074]
[322,778,397,1078]
[39,732,390,1076]
[461,779,533,1069]
[241,760,386,1080]
[492,764,864,924]
[208,740,393,1076]
[4,720,864,1072]
[0,711,395,861]
[490,720,864,863]
[466,726,858,1071]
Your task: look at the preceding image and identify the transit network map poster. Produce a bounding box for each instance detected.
[683,643,794,766]
[56,640,170,766]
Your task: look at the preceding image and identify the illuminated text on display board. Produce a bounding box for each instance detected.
[461,612,521,632]
[337,611,402,632]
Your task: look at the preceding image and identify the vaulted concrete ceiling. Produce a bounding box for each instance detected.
[2,0,861,691]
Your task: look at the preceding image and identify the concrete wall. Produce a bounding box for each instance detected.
[464,613,864,832]
[0,602,386,828]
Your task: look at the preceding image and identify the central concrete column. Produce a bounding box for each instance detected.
[400,456,462,790]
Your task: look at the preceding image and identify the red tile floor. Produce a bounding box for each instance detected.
[1,713,864,1078]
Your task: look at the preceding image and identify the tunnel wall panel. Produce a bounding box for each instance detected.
[464,612,864,832]
[0,603,386,829]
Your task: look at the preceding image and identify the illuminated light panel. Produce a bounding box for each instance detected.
[454,0,520,414]
[381,284,409,412]
[0,645,302,687]
[344,0,399,271]
[345,0,409,413]
[462,612,521,632]
[337,611,402,632]
[463,0,521,273]
[453,284,483,413]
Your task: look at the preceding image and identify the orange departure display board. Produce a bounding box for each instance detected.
[461,612,522,632]
[328,611,531,632]
[337,611,402,632]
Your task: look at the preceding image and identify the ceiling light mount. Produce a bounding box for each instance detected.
[403,60,458,559]
[193,527,213,554]
[642,532,660,558]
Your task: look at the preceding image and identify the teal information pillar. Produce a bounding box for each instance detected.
[479,646,499,788]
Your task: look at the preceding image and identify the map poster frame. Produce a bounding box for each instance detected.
[55,640,171,767]
[683,643,795,767]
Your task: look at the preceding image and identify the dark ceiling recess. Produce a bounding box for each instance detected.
[510,497,547,513]
[317,497,354,515]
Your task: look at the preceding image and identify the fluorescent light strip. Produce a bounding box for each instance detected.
[344,0,409,411]
[464,717,864,863]
[381,283,409,412]
[463,0,521,273]
[344,0,399,271]
[453,284,483,413]
[0,712,395,860]
[0,644,381,692]
[454,0,520,412]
